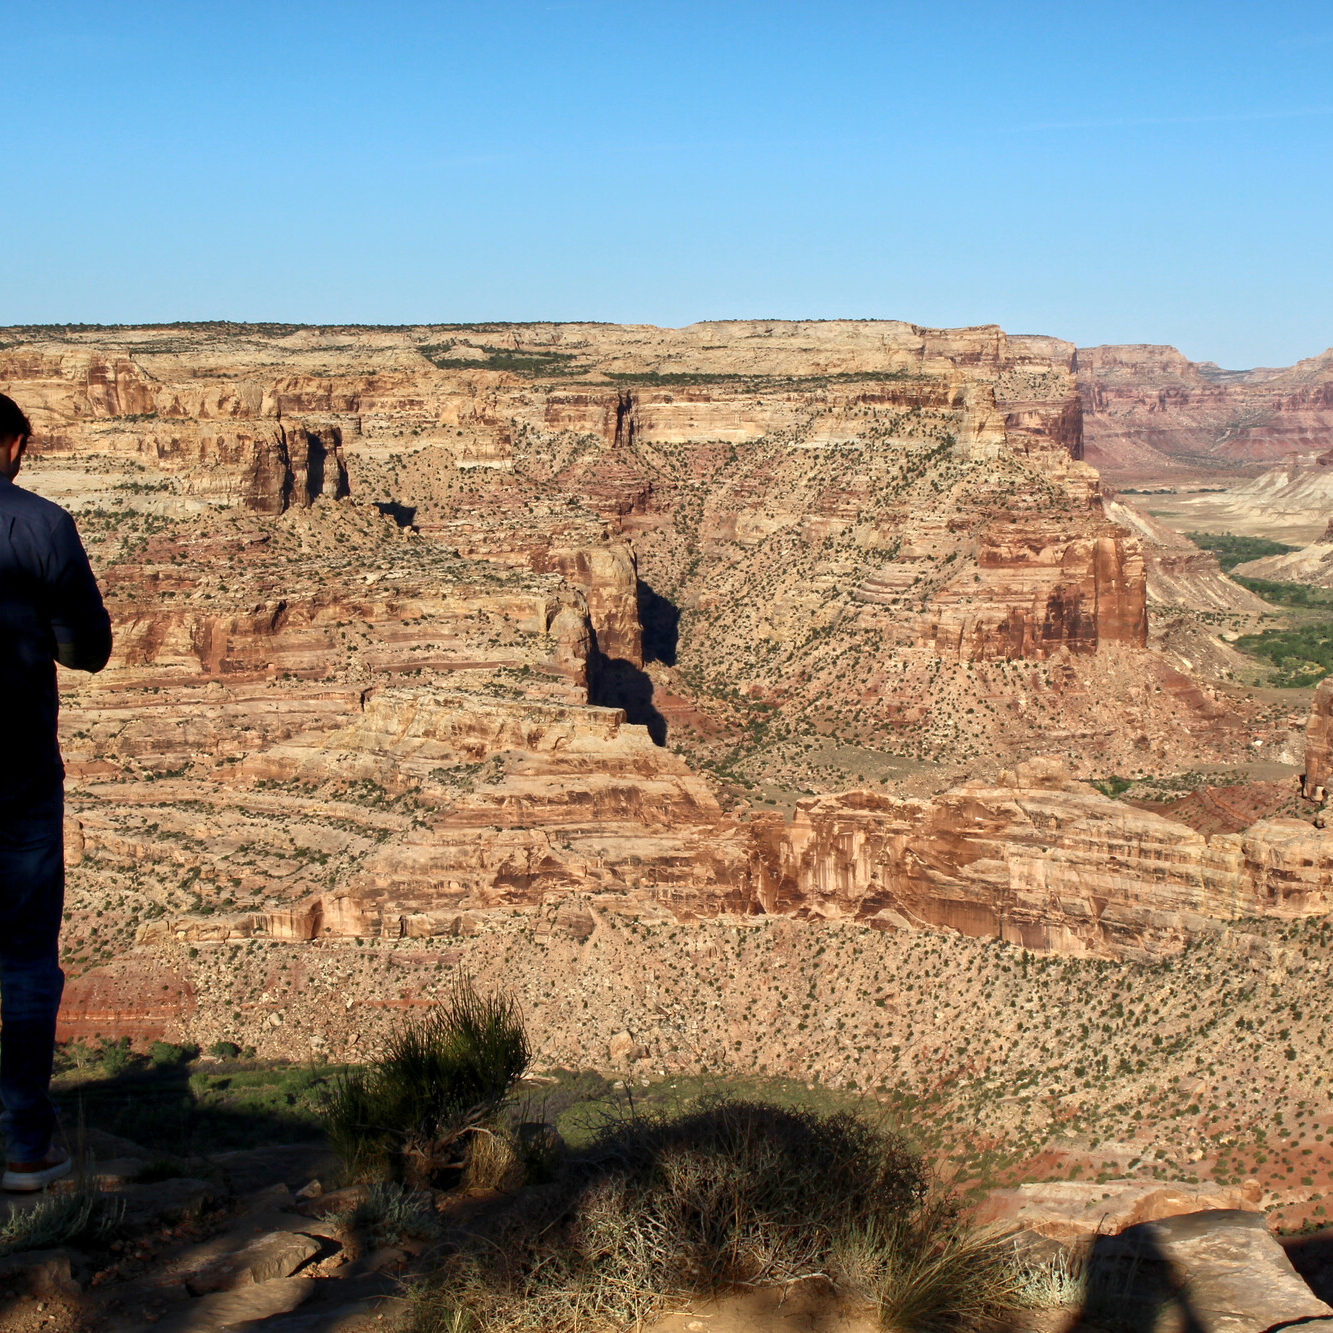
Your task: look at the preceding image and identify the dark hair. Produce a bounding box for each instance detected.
[0,393,32,443]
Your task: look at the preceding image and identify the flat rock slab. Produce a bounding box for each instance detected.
[116,1177,216,1227]
[978,1178,1261,1242]
[240,1301,384,1332]
[184,1229,322,1294]
[150,1275,315,1333]
[1086,1208,1333,1333]
[238,1285,391,1332]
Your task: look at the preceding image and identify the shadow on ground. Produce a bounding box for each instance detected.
[49,1054,334,1160]
[1283,1226,1333,1306]
[1062,1228,1206,1332]
[373,499,417,529]
[1,1059,339,1332]
[590,656,668,744]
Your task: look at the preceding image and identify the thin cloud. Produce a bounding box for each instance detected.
[1272,29,1333,47]
[1006,105,1333,133]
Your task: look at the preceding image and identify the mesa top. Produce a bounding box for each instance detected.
[0,475,111,803]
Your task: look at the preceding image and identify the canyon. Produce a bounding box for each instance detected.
[3,318,1333,1223]
[1077,342,1333,485]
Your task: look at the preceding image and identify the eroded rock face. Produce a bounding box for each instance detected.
[922,509,1147,660]
[754,759,1333,960]
[1102,497,1269,615]
[1078,343,1333,482]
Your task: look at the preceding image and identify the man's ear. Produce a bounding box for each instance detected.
[0,433,24,477]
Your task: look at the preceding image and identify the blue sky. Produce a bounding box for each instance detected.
[3,1,1330,367]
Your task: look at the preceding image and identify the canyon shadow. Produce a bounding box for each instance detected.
[590,654,667,746]
[638,580,679,666]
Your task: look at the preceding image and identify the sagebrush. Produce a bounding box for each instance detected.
[411,1097,1020,1332]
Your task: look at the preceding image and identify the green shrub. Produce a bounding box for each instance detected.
[342,1181,443,1245]
[97,1036,133,1076]
[1234,622,1333,687]
[148,1040,197,1067]
[409,1097,1019,1332]
[208,1040,242,1059]
[1234,576,1333,608]
[1185,531,1295,572]
[326,979,530,1185]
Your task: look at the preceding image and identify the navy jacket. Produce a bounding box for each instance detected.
[0,475,112,802]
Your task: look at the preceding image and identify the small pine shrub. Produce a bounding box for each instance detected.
[97,1037,132,1076]
[326,979,530,1185]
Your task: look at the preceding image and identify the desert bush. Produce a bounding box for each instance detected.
[326,979,530,1185]
[207,1040,242,1059]
[97,1036,133,1076]
[410,1097,1019,1332]
[1009,1245,1085,1308]
[0,1179,125,1257]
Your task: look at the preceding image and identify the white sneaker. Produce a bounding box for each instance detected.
[2,1146,72,1192]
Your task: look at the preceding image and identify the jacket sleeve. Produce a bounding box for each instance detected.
[45,511,112,673]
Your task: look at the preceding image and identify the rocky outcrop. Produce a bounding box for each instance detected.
[1302,676,1333,805]
[1102,496,1270,613]
[922,515,1147,659]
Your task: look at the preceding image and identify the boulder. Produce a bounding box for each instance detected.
[608,1031,643,1064]
[1083,1208,1333,1333]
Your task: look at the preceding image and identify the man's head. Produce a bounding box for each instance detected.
[0,393,33,480]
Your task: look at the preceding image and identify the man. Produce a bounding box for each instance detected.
[0,393,111,1191]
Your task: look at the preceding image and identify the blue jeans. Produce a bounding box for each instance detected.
[0,780,65,1164]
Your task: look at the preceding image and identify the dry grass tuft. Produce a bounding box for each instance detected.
[461,1127,525,1193]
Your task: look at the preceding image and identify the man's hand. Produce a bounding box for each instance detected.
[55,636,110,672]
